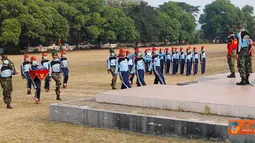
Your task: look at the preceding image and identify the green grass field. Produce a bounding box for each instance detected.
[0,44,249,143]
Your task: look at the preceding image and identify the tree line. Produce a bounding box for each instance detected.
[0,0,254,50]
[200,0,255,42]
[0,0,199,49]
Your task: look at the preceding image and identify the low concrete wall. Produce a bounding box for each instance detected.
[49,103,255,143]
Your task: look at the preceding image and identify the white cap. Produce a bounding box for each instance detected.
[244,35,250,40]
[32,61,37,66]
[3,60,9,65]
[154,51,159,55]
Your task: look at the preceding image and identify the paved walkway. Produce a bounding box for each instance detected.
[96,73,255,118]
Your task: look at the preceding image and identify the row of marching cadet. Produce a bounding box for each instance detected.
[0,51,70,109]
[107,46,206,90]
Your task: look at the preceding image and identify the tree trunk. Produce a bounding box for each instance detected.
[98,35,101,48]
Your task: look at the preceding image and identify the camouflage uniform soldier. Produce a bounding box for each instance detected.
[1,55,18,75]
[227,32,238,78]
[248,40,254,73]
[107,49,117,89]
[236,24,252,85]
[0,59,16,109]
[50,52,63,100]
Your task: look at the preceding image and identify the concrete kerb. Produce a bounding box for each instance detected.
[49,102,255,143]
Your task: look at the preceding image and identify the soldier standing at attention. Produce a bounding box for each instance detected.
[21,54,32,95]
[236,23,251,85]
[179,48,185,75]
[248,39,254,74]
[146,49,152,75]
[200,46,206,74]
[193,47,199,75]
[107,49,117,90]
[164,48,171,74]
[0,59,16,109]
[227,32,238,78]
[172,47,177,75]
[50,52,63,100]
[175,48,180,74]
[41,53,51,92]
[115,49,135,89]
[159,48,165,73]
[186,47,192,76]
[144,49,149,73]
[60,50,69,88]
[190,47,194,73]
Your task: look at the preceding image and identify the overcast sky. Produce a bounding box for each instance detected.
[145,0,254,14]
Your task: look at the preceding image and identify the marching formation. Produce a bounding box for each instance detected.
[0,51,70,109]
[107,46,206,90]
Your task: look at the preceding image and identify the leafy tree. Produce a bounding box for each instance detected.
[105,0,141,7]
[157,11,180,43]
[126,1,161,43]
[174,2,200,16]
[0,0,69,46]
[102,7,138,43]
[0,18,21,44]
[199,0,241,41]
[158,1,196,42]
[242,5,255,39]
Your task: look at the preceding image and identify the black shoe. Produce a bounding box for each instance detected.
[246,77,250,85]
[56,97,62,101]
[27,90,31,95]
[227,73,236,78]
[236,79,246,85]
[7,104,13,109]
[56,96,62,100]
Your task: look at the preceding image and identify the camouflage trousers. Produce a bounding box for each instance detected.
[249,57,253,73]
[238,48,251,79]
[109,67,117,88]
[52,73,62,96]
[1,77,13,104]
[227,51,236,74]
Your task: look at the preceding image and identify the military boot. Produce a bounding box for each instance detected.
[246,76,250,85]
[27,89,32,95]
[56,95,62,101]
[227,73,236,78]
[56,89,62,100]
[111,78,117,90]
[7,104,13,109]
[236,78,246,85]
